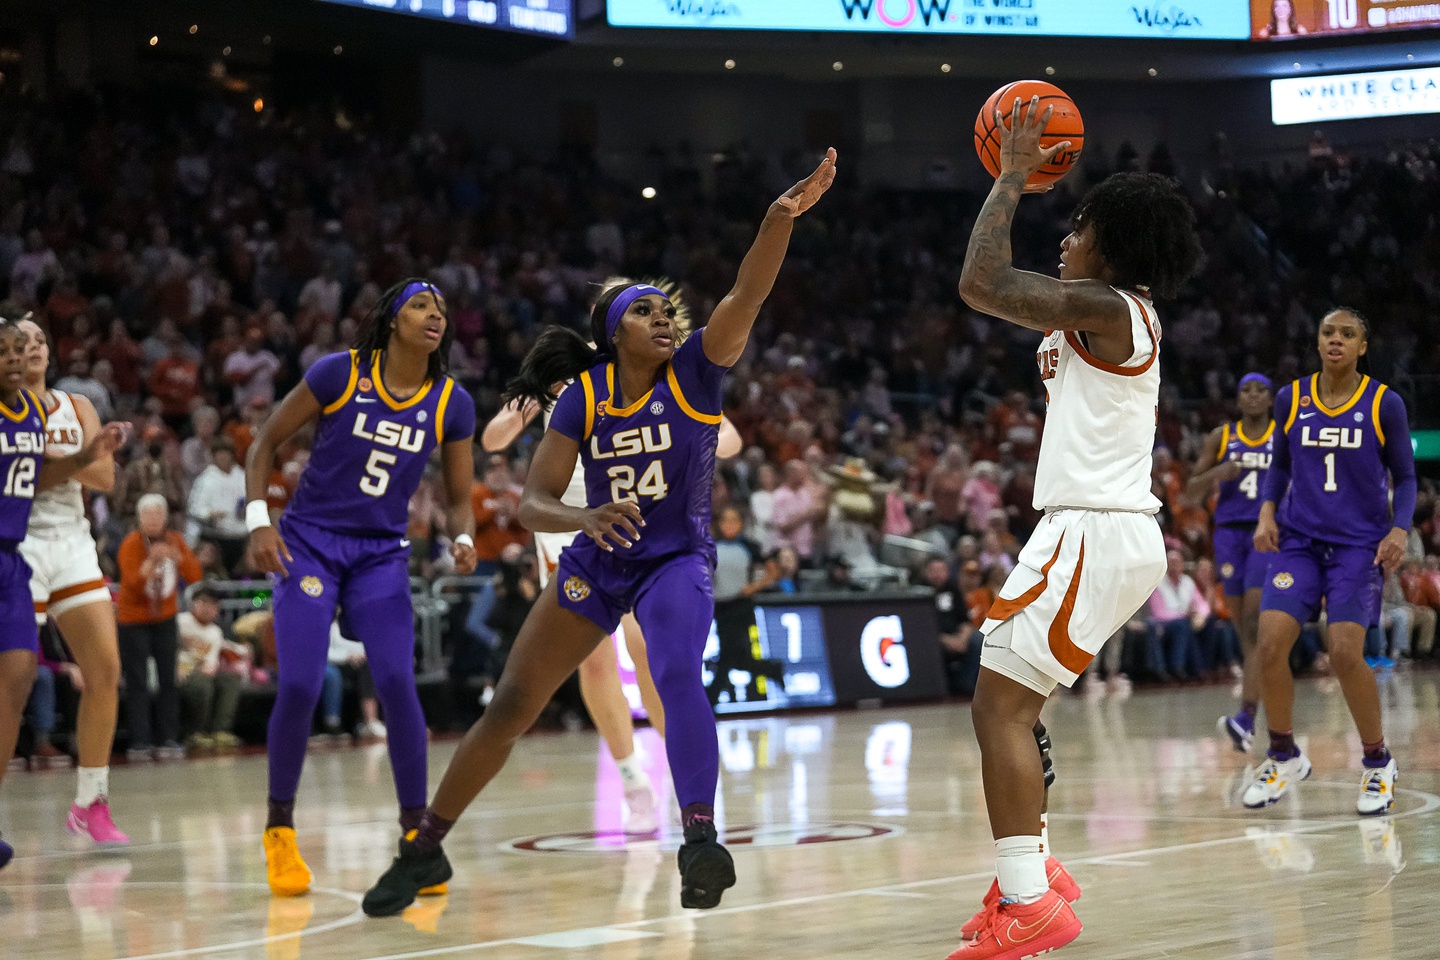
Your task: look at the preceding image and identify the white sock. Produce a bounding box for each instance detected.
[1039,812,1050,857]
[615,751,647,790]
[995,835,1048,904]
[76,766,109,808]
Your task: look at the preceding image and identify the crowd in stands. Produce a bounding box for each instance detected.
[3,86,1438,761]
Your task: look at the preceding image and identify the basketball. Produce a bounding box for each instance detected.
[973,80,1085,188]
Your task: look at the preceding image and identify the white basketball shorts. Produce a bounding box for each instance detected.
[20,527,111,624]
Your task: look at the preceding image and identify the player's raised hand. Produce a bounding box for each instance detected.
[248,526,293,577]
[771,148,837,219]
[451,537,478,575]
[1374,528,1406,576]
[78,421,131,463]
[1253,514,1280,553]
[997,96,1070,194]
[583,500,645,552]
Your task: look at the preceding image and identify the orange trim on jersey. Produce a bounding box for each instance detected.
[50,580,108,603]
[43,390,61,416]
[1372,384,1388,447]
[1283,382,1301,433]
[1215,423,1231,462]
[434,379,456,444]
[580,370,597,441]
[1061,291,1158,378]
[33,601,46,614]
[986,535,1066,623]
[321,352,361,415]
[1309,373,1370,418]
[371,355,433,411]
[604,363,655,417]
[1047,536,1093,675]
[665,364,723,425]
[1236,421,1274,447]
[0,391,30,423]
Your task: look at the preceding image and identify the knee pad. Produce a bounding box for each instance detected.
[1034,723,1055,789]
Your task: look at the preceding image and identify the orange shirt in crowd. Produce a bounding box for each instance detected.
[470,481,527,561]
[967,587,997,629]
[117,529,203,625]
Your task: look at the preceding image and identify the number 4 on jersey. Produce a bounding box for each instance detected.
[608,460,668,503]
[1238,470,1259,500]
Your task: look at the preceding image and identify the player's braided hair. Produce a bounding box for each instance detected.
[353,278,452,383]
[504,276,688,412]
[1069,173,1204,300]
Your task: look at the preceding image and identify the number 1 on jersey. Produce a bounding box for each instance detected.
[608,460,669,503]
[1323,452,1338,492]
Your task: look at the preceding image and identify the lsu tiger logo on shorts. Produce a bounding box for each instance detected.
[1221,563,1236,579]
[563,576,591,602]
[1272,572,1294,590]
[300,576,324,597]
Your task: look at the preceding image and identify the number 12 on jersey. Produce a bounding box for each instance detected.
[609,460,668,503]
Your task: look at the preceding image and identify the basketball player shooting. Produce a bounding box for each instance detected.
[950,97,1203,960]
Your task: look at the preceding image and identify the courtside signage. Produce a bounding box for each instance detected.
[1271,66,1440,125]
[606,0,1250,38]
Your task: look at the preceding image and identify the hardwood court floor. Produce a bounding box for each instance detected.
[3,671,1438,960]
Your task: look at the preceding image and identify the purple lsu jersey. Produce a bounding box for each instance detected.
[1264,375,1410,549]
[0,390,48,542]
[287,350,475,539]
[1212,420,1274,527]
[548,332,725,563]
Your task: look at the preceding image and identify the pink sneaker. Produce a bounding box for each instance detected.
[624,782,659,834]
[67,800,131,847]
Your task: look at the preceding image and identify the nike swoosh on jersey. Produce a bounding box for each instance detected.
[356,397,378,404]
[1298,413,1316,419]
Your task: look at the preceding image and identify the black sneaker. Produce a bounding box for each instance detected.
[676,819,735,909]
[362,836,453,917]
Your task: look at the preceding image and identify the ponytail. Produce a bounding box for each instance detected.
[503,326,599,412]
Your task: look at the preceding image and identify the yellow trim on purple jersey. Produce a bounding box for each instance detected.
[666,364,723,425]
[1309,373,1370,418]
[371,354,434,411]
[434,379,455,444]
[322,351,361,415]
[603,363,655,417]
[1372,384,1388,447]
[0,391,31,423]
[580,370,596,441]
[1216,422,1230,461]
[1284,383,1301,433]
[1237,420,1274,447]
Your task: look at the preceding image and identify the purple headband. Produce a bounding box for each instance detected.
[393,281,441,317]
[1238,372,1272,392]
[604,284,670,347]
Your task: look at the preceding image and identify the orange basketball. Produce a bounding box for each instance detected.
[973,80,1084,189]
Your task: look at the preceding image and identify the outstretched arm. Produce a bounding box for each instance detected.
[703,148,838,368]
[958,98,1128,338]
[481,396,542,453]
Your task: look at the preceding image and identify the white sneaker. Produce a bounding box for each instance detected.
[1356,758,1397,816]
[356,720,387,741]
[1242,753,1312,809]
[624,781,659,834]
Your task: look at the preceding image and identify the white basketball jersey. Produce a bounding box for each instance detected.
[544,383,588,510]
[29,390,89,533]
[1031,289,1162,515]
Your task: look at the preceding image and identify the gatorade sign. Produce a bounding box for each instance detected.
[860,615,910,688]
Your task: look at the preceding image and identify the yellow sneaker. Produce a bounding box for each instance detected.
[417,882,448,896]
[264,827,313,897]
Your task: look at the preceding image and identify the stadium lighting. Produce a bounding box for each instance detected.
[149,36,158,46]
[642,187,657,199]
[832,61,843,72]
[941,63,951,74]
[725,59,736,70]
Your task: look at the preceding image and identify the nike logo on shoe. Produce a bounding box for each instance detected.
[1004,898,1067,941]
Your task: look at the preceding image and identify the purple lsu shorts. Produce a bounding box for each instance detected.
[0,546,37,654]
[1259,533,1381,628]
[1214,524,1270,597]
[555,540,713,635]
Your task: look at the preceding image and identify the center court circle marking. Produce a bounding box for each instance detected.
[0,881,368,960]
[502,821,901,854]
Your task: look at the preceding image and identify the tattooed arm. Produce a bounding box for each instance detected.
[957,98,1131,356]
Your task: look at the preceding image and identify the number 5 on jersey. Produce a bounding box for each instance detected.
[361,450,397,497]
[608,460,668,503]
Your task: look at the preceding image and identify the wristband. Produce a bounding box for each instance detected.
[454,534,474,549]
[245,500,272,532]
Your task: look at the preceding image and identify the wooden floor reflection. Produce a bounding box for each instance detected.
[3,670,1438,959]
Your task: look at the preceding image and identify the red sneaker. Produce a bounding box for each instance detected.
[947,889,1082,960]
[960,859,1081,940]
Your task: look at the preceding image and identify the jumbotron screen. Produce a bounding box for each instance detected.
[1251,0,1440,38]
[316,0,573,38]
[607,0,1250,39]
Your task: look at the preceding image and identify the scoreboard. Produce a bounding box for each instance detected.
[1251,0,1440,38]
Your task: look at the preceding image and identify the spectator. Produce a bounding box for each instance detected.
[147,335,202,433]
[925,445,969,541]
[1145,550,1210,682]
[53,351,113,420]
[470,453,527,572]
[1193,557,1241,673]
[116,494,204,762]
[114,427,184,520]
[23,650,76,768]
[94,318,144,402]
[748,462,778,553]
[223,326,282,409]
[976,531,1015,576]
[222,395,270,465]
[770,460,825,564]
[1398,559,1438,658]
[179,405,220,486]
[297,259,344,322]
[961,461,1002,535]
[924,558,979,697]
[763,546,801,594]
[186,438,248,570]
[1375,573,1411,666]
[195,538,231,582]
[316,618,386,743]
[177,585,248,751]
[711,506,783,704]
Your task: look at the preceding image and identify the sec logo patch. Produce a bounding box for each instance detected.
[301,576,324,597]
[1272,572,1294,590]
[1221,563,1235,579]
[564,576,591,602]
[649,400,665,416]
